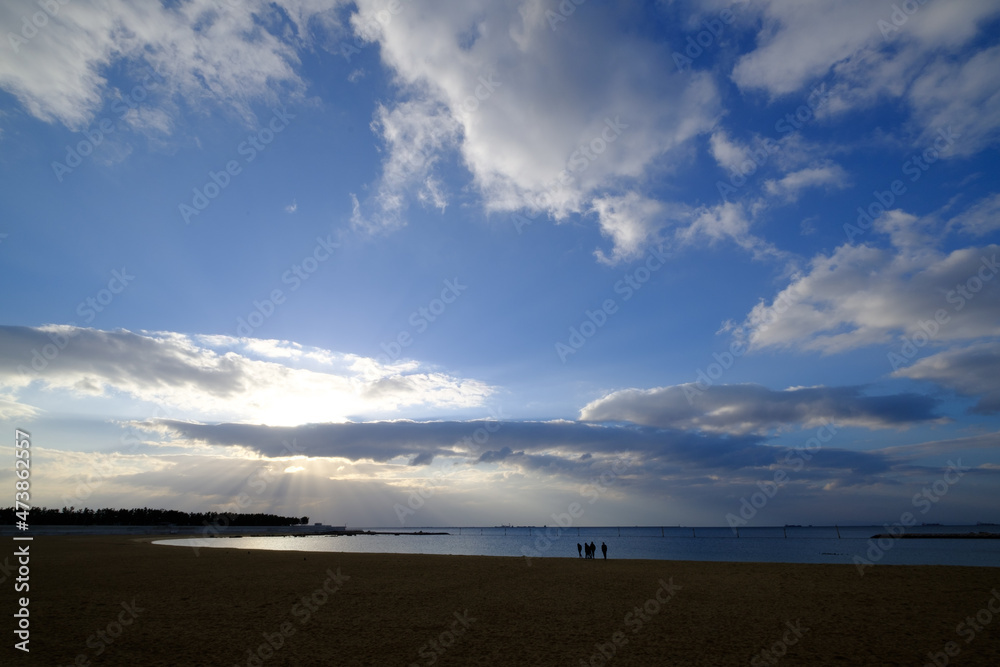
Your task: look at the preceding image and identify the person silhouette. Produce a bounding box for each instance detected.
[577,543,583,558]
[601,542,607,559]
[589,541,596,559]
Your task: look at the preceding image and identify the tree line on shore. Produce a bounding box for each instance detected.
[1,506,308,526]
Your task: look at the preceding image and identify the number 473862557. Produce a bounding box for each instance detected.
[15,429,30,517]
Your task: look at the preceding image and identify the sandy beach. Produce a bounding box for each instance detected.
[3,535,999,666]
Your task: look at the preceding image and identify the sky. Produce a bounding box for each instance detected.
[1,0,999,529]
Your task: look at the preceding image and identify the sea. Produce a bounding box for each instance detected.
[155,525,1000,568]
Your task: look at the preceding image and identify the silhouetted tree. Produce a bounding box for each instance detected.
[0,507,305,527]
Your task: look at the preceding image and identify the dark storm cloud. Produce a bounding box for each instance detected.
[150,416,896,478]
[579,383,944,433]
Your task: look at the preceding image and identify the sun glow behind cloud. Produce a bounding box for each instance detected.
[0,327,494,427]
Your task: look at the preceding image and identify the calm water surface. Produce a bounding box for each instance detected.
[156,525,1000,567]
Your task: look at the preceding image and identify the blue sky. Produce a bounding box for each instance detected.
[1,0,999,528]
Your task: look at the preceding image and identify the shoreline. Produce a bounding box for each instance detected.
[3,535,999,665]
[149,530,1000,569]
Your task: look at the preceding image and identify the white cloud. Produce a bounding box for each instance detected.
[591,193,672,265]
[0,326,494,425]
[893,342,1000,414]
[907,44,1000,156]
[675,201,780,260]
[763,162,849,200]
[731,1,883,97]
[731,0,1000,154]
[733,0,1000,96]
[0,393,39,421]
[350,0,721,261]
[738,225,1000,353]
[709,130,750,173]
[874,209,935,251]
[946,193,1000,237]
[353,98,461,232]
[0,0,346,131]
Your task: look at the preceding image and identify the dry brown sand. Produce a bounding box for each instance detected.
[3,535,999,666]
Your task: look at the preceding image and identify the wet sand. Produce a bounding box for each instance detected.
[3,535,999,666]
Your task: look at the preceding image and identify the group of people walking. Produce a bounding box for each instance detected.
[578,541,607,559]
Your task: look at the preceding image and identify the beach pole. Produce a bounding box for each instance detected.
[836,525,841,539]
